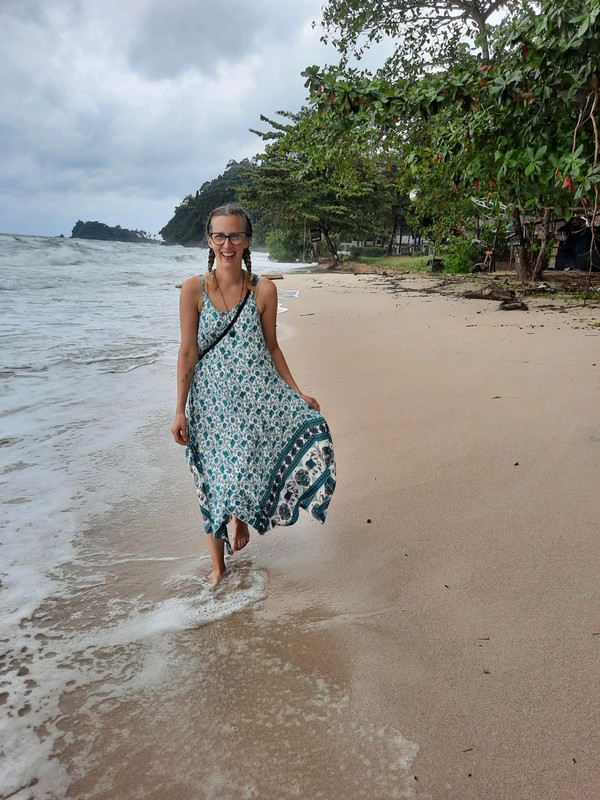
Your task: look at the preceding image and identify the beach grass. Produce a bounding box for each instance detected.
[354,254,430,272]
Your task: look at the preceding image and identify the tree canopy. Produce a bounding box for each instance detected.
[318,0,533,76]
[238,109,408,264]
[304,0,600,280]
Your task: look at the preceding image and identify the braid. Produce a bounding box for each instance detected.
[207,248,215,272]
[243,248,252,281]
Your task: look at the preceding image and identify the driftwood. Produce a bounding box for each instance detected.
[498,300,529,311]
[463,284,516,301]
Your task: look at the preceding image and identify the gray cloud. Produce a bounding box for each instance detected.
[0,0,389,237]
[129,0,266,79]
[127,0,326,81]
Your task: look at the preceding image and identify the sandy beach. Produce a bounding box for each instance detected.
[271,271,600,799]
[18,271,599,799]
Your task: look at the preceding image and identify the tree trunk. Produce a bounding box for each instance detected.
[321,225,340,268]
[386,209,399,257]
[470,9,490,62]
[510,206,531,282]
[532,208,553,282]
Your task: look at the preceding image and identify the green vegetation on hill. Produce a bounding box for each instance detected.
[159,159,259,246]
[71,220,154,242]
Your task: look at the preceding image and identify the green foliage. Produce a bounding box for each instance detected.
[351,246,388,258]
[265,226,306,262]
[304,0,600,280]
[238,109,398,265]
[159,159,256,245]
[439,237,483,274]
[71,220,153,242]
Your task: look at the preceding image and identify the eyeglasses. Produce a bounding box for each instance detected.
[208,232,248,245]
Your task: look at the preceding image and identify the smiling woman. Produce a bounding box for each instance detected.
[170,203,336,585]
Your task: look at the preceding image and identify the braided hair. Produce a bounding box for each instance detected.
[206,204,253,284]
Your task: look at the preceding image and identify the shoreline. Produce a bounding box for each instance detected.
[6,271,599,799]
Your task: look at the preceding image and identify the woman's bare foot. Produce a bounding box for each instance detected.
[231,518,250,552]
[208,568,226,587]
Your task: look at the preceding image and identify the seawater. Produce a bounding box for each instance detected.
[0,234,308,798]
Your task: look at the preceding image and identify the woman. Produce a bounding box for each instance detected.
[171,204,335,585]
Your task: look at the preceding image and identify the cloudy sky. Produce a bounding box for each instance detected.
[0,0,389,237]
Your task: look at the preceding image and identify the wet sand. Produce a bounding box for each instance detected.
[9,272,600,799]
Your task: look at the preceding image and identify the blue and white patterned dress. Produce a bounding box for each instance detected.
[185,274,335,553]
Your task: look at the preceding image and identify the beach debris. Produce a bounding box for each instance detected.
[492,395,502,399]
[463,748,474,753]
[499,300,529,311]
[483,669,490,674]
[299,313,315,316]
[514,462,519,466]
[366,518,371,523]
[463,284,515,301]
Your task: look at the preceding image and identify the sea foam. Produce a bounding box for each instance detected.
[0,233,308,798]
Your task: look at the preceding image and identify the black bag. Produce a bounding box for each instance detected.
[197,289,251,361]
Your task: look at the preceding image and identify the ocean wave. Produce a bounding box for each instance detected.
[0,460,31,475]
[0,364,48,376]
[68,350,160,365]
[0,566,267,799]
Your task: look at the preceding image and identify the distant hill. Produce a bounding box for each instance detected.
[71,220,156,242]
[159,159,258,246]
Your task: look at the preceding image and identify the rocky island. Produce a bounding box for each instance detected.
[71,220,156,242]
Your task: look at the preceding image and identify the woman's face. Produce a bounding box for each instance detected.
[207,214,249,270]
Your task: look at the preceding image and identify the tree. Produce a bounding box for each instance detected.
[318,0,532,77]
[239,109,393,265]
[305,0,600,281]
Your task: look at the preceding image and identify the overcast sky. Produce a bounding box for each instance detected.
[0,0,387,237]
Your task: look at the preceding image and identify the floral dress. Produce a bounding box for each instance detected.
[185,275,335,553]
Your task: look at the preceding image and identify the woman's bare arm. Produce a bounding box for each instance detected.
[171,277,202,444]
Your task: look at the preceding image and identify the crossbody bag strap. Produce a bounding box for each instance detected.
[198,289,251,361]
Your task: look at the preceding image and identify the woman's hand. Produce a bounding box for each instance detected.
[300,392,320,411]
[171,411,189,445]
